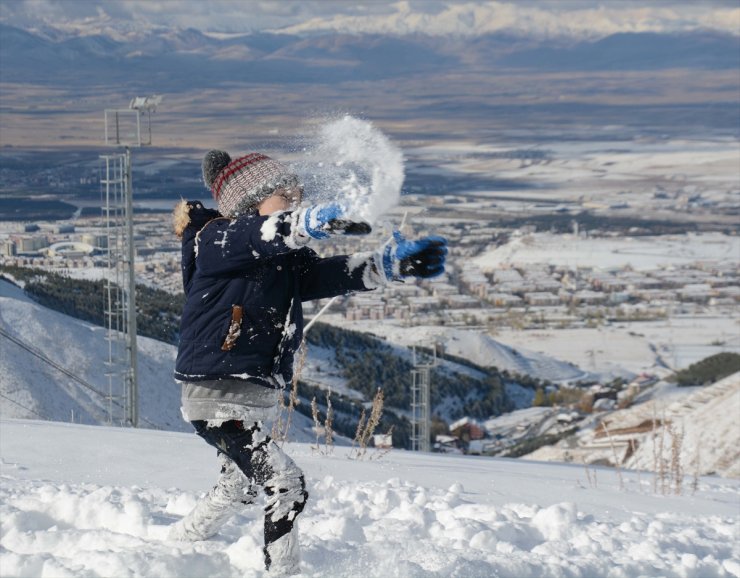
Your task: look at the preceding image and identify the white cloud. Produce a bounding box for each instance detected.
[2,0,738,39]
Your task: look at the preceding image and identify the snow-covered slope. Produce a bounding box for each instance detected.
[336,320,593,384]
[624,373,740,477]
[0,278,326,443]
[1,418,738,578]
[0,278,184,431]
[441,328,594,383]
[525,372,740,479]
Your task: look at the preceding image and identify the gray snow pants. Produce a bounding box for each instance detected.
[191,419,308,572]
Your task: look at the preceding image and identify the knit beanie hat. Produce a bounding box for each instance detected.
[202,150,300,217]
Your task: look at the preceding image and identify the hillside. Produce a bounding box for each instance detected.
[523,372,740,479]
[1,418,738,578]
[4,274,737,475]
[0,277,539,448]
[0,278,184,431]
[327,321,598,385]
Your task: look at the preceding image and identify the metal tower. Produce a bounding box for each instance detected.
[100,95,161,427]
[410,345,436,452]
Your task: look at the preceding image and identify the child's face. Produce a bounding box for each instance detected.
[257,186,303,216]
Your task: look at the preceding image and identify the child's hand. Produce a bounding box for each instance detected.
[378,231,448,281]
[301,203,372,239]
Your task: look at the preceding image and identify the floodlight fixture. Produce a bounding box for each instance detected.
[105,94,162,147]
[129,94,162,113]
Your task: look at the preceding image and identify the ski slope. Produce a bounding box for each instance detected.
[1,418,738,578]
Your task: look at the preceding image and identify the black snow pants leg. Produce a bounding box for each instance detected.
[192,419,308,573]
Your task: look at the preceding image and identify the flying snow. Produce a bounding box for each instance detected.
[292,115,404,225]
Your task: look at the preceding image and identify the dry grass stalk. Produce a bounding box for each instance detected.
[278,341,307,446]
[601,421,625,491]
[351,408,367,454]
[324,389,334,454]
[652,409,670,495]
[649,407,688,496]
[350,388,385,459]
[310,396,321,451]
[583,459,597,489]
[361,389,384,449]
[658,414,668,495]
[691,444,701,495]
[669,422,684,495]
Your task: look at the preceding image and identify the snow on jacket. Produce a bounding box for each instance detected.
[174,201,377,388]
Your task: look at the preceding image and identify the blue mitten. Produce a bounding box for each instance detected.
[380,231,448,282]
[301,203,372,240]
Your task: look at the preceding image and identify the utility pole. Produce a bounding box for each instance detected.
[410,345,436,452]
[101,95,161,427]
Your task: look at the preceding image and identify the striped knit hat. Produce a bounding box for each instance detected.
[202,150,300,217]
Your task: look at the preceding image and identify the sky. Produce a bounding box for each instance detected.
[1,0,739,39]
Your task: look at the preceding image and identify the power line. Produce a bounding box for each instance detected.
[0,326,110,400]
[0,326,161,429]
[0,391,48,420]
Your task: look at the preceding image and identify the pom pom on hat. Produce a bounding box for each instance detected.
[203,150,300,218]
[202,150,231,189]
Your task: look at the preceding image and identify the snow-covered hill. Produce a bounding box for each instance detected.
[0,278,184,431]
[332,320,596,385]
[0,277,547,435]
[0,278,326,442]
[1,418,738,578]
[525,372,740,479]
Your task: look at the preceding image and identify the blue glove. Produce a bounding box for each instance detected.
[381,231,448,281]
[301,202,372,240]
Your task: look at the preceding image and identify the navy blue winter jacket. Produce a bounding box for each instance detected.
[174,202,374,388]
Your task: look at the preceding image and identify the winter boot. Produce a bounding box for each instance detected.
[168,453,255,541]
[262,468,307,576]
[264,521,301,576]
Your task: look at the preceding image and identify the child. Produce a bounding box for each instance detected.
[170,150,447,575]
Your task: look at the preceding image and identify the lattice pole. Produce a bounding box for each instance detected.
[101,153,125,424]
[410,345,436,452]
[100,96,159,427]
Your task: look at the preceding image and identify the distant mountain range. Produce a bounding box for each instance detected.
[2,23,738,89]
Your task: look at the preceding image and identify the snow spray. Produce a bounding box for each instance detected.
[291,115,404,225]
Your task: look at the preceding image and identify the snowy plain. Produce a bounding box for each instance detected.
[472,232,740,273]
[1,418,739,578]
[419,137,740,210]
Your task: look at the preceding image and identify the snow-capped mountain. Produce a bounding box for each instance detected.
[1,20,737,88]
[3,1,739,42]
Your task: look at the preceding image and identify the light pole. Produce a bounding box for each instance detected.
[101,95,161,427]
